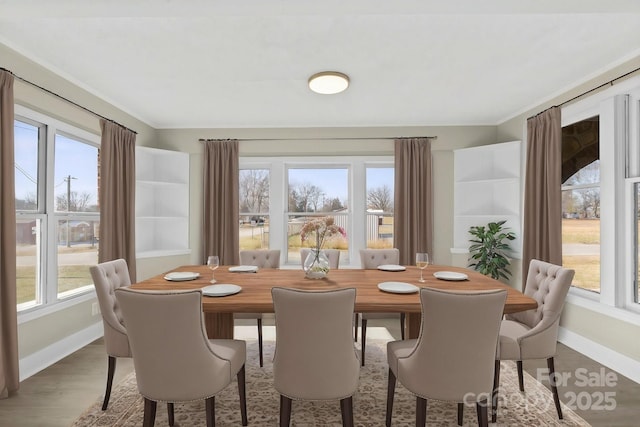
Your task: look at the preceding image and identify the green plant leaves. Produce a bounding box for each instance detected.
[467,220,515,280]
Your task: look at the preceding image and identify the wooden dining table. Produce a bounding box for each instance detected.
[131,264,537,339]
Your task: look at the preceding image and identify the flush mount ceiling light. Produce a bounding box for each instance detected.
[308,71,350,94]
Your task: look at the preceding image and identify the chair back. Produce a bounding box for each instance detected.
[396,287,507,402]
[359,248,400,269]
[239,249,281,268]
[271,287,360,400]
[507,259,575,329]
[114,288,234,402]
[89,259,132,357]
[300,248,340,269]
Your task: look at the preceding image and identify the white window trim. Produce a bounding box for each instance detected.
[560,74,640,319]
[240,155,394,268]
[15,104,101,317]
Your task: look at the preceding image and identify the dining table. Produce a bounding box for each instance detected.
[131,264,537,340]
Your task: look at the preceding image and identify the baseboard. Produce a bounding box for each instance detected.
[559,327,640,384]
[19,322,103,382]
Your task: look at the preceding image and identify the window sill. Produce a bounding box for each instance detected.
[566,290,640,327]
[18,290,97,324]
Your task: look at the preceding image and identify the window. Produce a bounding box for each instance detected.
[15,106,100,312]
[366,167,394,248]
[239,168,270,250]
[239,157,393,267]
[561,116,601,294]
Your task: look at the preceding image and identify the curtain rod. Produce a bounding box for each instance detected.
[1,67,138,135]
[199,136,437,142]
[528,65,640,121]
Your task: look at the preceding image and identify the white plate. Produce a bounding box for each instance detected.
[229,265,259,273]
[164,271,200,281]
[377,265,406,272]
[377,281,419,294]
[202,284,242,297]
[433,271,469,281]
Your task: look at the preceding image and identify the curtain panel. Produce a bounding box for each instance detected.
[522,107,563,287]
[98,120,137,281]
[394,137,434,265]
[0,70,19,398]
[202,139,240,265]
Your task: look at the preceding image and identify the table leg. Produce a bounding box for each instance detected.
[204,312,234,339]
[406,313,421,339]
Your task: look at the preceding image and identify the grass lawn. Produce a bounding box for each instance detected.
[562,218,600,292]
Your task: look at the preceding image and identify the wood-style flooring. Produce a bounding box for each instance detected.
[0,317,638,426]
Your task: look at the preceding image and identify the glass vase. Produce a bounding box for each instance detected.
[303,249,331,279]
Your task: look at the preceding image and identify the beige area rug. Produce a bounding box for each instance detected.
[73,327,589,426]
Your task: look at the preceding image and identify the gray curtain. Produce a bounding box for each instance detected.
[0,70,19,398]
[202,139,240,265]
[522,107,563,288]
[98,120,137,282]
[394,137,434,265]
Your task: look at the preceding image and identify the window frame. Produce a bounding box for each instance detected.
[239,156,394,268]
[15,104,100,316]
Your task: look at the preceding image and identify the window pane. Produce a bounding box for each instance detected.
[287,168,349,264]
[56,218,99,297]
[366,167,394,248]
[16,218,42,307]
[54,134,99,213]
[636,183,640,303]
[562,187,601,293]
[14,120,40,211]
[239,169,270,250]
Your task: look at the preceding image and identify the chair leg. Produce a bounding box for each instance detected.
[386,368,397,427]
[400,312,405,340]
[517,360,524,391]
[237,365,248,426]
[547,357,564,420]
[416,397,427,427]
[361,318,368,366]
[167,402,174,426]
[101,356,116,410]
[143,398,157,427]
[340,397,354,427]
[457,402,463,425]
[205,396,215,427]
[354,313,359,342]
[280,395,292,427]
[491,360,501,423]
[476,397,489,427]
[257,318,264,367]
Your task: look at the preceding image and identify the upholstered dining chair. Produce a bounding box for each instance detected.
[115,288,248,427]
[89,258,132,411]
[237,249,281,367]
[358,248,403,366]
[386,287,507,427]
[300,248,340,269]
[491,259,575,423]
[271,287,360,427]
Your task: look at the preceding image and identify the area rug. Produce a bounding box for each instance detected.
[72,332,589,426]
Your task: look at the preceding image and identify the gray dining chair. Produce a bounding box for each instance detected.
[115,288,248,427]
[386,287,507,427]
[272,287,360,427]
[491,259,575,422]
[89,259,132,410]
[237,249,281,367]
[358,248,404,366]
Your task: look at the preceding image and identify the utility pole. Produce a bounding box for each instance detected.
[65,175,77,247]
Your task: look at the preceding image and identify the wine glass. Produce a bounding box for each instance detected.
[207,255,219,283]
[416,253,429,283]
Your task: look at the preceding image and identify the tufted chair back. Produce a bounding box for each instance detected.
[359,248,400,269]
[239,249,281,268]
[506,259,575,330]
[90,259,132,357]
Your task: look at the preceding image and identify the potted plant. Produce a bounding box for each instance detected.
[468,220,516,281]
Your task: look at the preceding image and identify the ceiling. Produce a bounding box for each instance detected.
[1,0,640,129]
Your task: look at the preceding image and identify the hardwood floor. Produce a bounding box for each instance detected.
[0,317,638,426]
